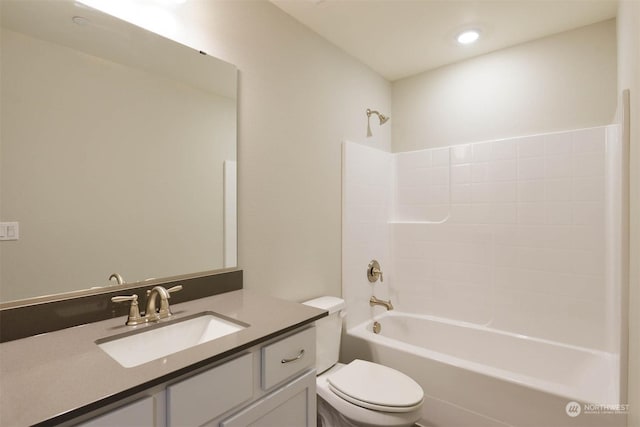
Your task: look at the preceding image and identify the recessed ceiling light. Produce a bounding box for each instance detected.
[457,30,480,45]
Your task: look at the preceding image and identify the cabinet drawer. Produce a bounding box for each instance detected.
[167,353,253,426]
[261,327,315,390]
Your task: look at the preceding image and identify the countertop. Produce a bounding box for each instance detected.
[0,289,326,426]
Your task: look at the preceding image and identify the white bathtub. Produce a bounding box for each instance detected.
[343,311,625,427]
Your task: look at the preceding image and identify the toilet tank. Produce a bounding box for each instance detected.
[302,296,346,375]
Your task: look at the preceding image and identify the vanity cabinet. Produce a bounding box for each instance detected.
[219,327,316,427]
[74,326,316,427]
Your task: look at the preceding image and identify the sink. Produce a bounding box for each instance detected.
[97,312,248,368]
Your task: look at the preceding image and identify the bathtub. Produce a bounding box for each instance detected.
[342,311,626,427]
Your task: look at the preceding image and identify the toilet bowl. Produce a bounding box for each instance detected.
[303,297,423,427]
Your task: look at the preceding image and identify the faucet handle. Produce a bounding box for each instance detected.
[111,294,144,326]
[167,285,183,295]
[367,260,384,283]
[111,294,137,303]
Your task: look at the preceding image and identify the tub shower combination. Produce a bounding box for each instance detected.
[341,125,626,426]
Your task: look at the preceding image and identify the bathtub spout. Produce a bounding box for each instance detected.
[370,296,393,310]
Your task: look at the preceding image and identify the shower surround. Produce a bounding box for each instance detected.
[341,126,625,426]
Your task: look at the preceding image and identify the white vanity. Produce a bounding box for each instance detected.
[79,327,316,427]
[0,290,325,426]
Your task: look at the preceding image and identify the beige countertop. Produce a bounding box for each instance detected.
[0,289,326,426]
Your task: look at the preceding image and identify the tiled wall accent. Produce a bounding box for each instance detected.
[391,223,494,325]
[342,142,393,329]
[394,148,451,222]
[343,126,620,351]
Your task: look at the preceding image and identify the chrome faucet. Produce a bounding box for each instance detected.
[369,296,393,311]
[112,284,183,325]
[145,285,183,321]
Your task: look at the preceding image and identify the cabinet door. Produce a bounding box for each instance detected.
[167,353,253,427]
[220,370,316,427]
[75,396,155,427]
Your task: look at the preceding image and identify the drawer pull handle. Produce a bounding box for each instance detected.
[281,349,305,364]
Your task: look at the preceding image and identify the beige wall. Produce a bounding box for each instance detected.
[392,19,617,152]
[137,1,392,301]
[618,2,640,425]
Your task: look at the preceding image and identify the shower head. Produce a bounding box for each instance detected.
[367,108,390,125]
[366,108,390,137]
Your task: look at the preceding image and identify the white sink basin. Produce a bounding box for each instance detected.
[97,312,247,368]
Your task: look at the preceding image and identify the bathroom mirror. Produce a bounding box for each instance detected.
[0,0,237,303]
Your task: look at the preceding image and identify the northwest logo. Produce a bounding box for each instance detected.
[565,401,582,417]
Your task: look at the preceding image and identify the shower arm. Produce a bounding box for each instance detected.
[366,108,390,137]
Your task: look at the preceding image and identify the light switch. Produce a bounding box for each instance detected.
[0,222,19,241]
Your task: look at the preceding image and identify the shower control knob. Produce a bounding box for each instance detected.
[367,260,384,283]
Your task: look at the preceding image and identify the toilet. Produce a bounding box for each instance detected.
[303,296,424,427]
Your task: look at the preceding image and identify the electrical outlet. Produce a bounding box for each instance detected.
[0,222,19,241]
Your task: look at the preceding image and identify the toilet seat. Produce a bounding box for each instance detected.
[326,359,424,413]
[317,364,423,427]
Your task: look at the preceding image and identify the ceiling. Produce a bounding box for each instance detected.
[271,0,618,81]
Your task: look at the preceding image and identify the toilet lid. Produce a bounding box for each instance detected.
[326,359,424,413]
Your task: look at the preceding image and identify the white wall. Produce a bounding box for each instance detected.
[392,19,617,152]
[617,1,640,424]
[106,1,392,301]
